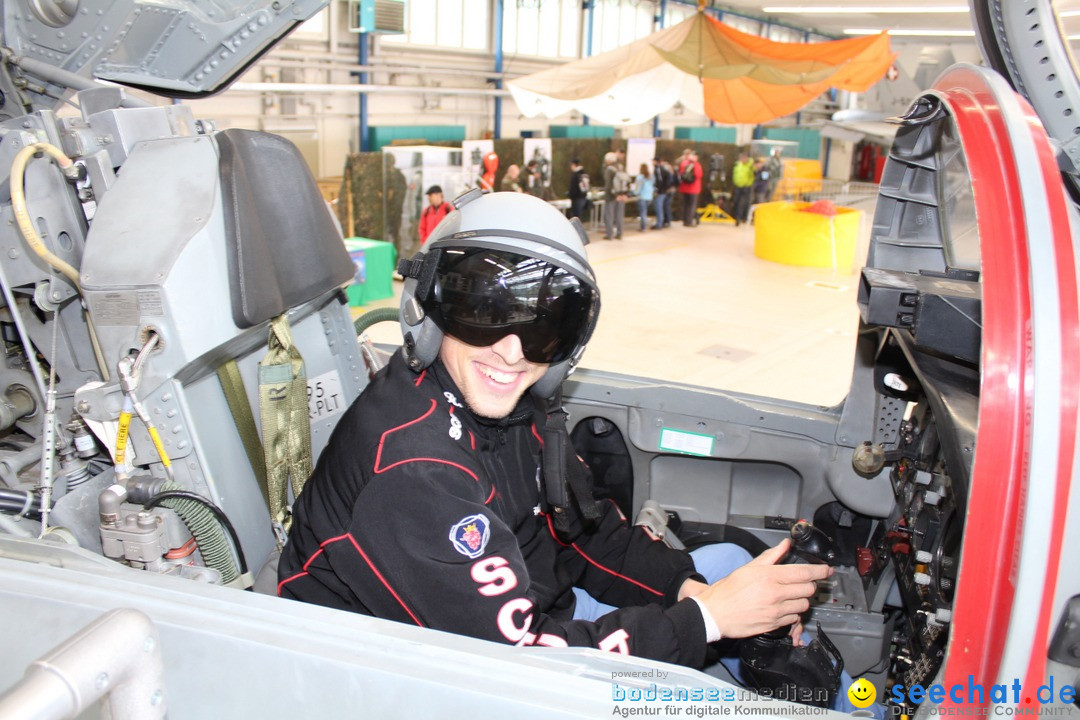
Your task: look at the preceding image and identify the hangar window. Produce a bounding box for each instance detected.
[503,0,581,59]
[724,14,762,36]
[664,6,695,26]
[380,0,489,51]
[590,0,656,55]
[767,25,803,43]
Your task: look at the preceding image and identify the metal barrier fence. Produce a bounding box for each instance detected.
[775,178,880,204]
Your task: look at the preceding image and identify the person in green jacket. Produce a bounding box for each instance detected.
[732,152,755,227]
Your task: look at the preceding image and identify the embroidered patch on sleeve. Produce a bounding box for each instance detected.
[450,514,491,559]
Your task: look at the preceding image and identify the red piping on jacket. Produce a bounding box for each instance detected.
[346,533,425,626]
[374,398,494,504]
[276,532,349,596]
[277,533,425,627]
[571,542,663,598]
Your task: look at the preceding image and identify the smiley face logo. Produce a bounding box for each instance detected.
[848,678,877,708]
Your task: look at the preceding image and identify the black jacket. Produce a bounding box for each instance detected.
[653,163,673,194]
[279,351,707,666]
[569,168,589,200]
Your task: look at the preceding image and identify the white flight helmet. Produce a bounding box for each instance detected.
[398,190,600,400]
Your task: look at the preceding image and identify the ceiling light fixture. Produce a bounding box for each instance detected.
[843,27,976,36]
[764,5,969,13]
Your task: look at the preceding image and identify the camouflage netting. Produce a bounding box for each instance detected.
[337,137,742,240]
[337,152,384,241]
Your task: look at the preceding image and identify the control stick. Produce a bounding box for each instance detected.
[738,520,844,707]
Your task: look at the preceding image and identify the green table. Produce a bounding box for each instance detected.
[343,238,397,307]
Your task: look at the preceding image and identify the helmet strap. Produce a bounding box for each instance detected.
[396,248,443,302]
[543,388,601,534]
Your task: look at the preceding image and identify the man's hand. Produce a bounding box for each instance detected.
[789,620,805,647]
[677,578,709,602]
[693,539,830,640]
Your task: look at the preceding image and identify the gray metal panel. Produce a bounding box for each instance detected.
[81,135,218,292]
[565,369,844,444]
[74,105,199,169]
[73,128,364,569]
[2,0,330,99]
[806,567,890,678]
[650,456,733,525]
[729,460,801,519]
[565,367,895,524]
[0,539,825,720]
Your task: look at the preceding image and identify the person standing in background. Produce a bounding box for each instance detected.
[764,147,783,202]
[602,152,628,240]
[634,163,654,232]
[501,164,524,193]
[651,157,671,230]
[568,158,590,221]
[418,185,453,248]
[661,159,676,228]
[677,150,703,227]
[752,156,772,206]
[525,160,542,197]
[731,152,755,226]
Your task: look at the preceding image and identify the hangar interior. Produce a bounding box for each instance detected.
[0,1,1079,718]
[182,0,991,404]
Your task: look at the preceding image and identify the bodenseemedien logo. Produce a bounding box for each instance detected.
[890,676,1077,715]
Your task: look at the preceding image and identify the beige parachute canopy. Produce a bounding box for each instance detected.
[508,12,896,126]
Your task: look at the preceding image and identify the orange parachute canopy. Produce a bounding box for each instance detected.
[508,12,895,126]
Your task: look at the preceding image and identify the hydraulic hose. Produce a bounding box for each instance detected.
[355,307,398,377]
[143,490,248,577]
[353,307,399,335]
[150,481,242,586]
[0,488,46,517]
[9,143,81,287]
[116,350,175,485]
[8,141,110,379]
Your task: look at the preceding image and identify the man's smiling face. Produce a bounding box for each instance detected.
[439,333,547,419]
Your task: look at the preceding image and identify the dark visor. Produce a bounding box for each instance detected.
[422,248,597,364]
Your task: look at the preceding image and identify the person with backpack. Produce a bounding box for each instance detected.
[677,149,703,227]
[651,157,671,230]
[568,158,590,221]
[634,163,655,232]
[602,151,629,240]
[732,151,756,227]
[661,159,676,228]
[418,185,453,248]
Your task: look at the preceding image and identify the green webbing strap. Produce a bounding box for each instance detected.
[258,314,313,547]
[216,360,270,510]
